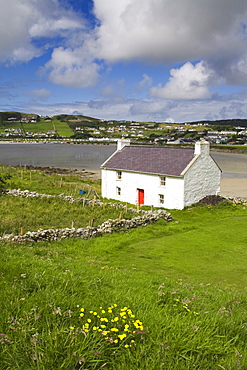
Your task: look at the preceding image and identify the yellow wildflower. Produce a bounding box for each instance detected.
[118,333,127,340]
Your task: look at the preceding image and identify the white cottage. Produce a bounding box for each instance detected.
[101,139,221,209]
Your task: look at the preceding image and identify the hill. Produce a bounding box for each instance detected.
[186,118,247,128]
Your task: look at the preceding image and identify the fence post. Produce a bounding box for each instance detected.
[89,218,95,227]
[92,195,96,207]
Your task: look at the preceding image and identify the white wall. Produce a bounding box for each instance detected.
[101,169,185,209]
[184,155,221,207]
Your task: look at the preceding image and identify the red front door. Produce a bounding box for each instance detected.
[138,189,144,205]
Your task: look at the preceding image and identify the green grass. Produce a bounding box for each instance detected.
[0,119,74,137]
[52,119,74,136]
[0,196,135,236]
[1,166,247,368]
[211,144,247,154]
[0,165,137,236]
[1,165,101,196]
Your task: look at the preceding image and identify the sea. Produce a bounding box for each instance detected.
[0,143,116,171]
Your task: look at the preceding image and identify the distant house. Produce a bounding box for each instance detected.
[101,139,221,209]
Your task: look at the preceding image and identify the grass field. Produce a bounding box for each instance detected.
[0,119,74,137]
[1,167,247,369]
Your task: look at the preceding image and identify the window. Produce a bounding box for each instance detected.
[160,176,166,186]
[116,187,121,196]
[159,194,164,204]
[117,171,122,180]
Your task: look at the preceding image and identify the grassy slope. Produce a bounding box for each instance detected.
[0,119,74,137]
[1,167,247,368]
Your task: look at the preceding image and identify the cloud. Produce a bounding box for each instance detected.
[23,0,247,89]
[150,62,214,100]
[137,74,153,90]
[26,88,51,100]
[45,46,100,88]
[0,0,84,63]
[2,0,247,101]
[13,89,247,124]
[94,0,247,65]
[91,0,247,91]
[165,117,175,123]
[129,99,172,121]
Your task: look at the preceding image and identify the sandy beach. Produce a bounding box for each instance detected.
[220,177,247,198]
[211,152,247,198]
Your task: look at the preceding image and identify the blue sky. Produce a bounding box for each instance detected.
[1,0,247,123]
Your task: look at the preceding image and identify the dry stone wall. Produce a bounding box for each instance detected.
[0,189,172,244]
[2,189,147,209]
[226,196,247,206]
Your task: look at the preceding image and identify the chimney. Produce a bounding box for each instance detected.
[117,138,131,151]
[194,140,210,156]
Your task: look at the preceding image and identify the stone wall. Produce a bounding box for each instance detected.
[2,189,149,210]
[0,209,172,244]
[0,189,172,243]
[226,196,247,206]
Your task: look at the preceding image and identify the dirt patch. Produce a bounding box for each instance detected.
[199,195,226,206]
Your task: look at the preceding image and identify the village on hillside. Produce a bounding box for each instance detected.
[0,112,247,145]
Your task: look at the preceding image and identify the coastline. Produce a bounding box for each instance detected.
[12,164,247,198]
[11,164,102,181]
[1,142,247,198]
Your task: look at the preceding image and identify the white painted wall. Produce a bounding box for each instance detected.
[101,169,185,209]
[183,154,221,207]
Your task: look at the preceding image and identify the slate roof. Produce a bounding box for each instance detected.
[101,145,196,176]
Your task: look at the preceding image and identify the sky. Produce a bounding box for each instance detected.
[1,0,247,123]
